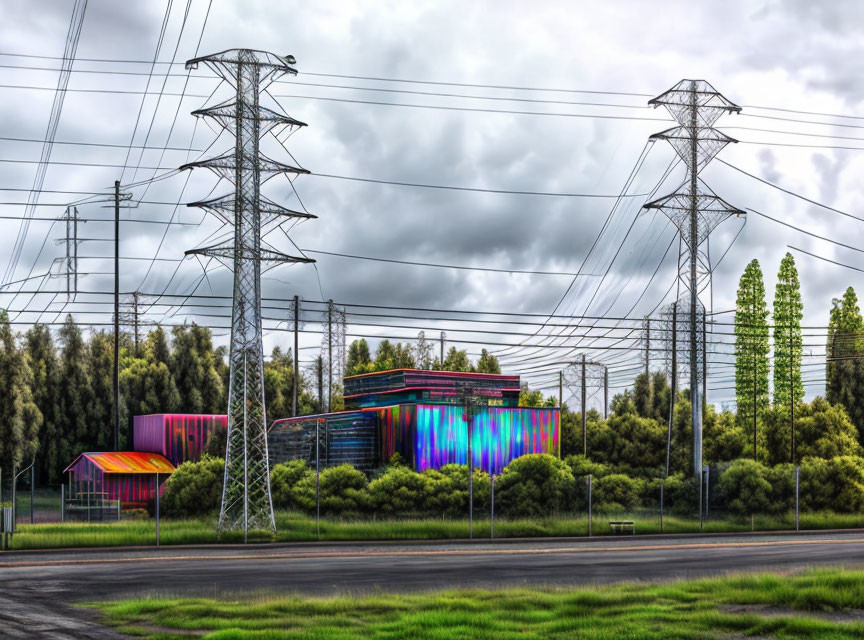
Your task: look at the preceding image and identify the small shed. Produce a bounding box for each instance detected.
[64,452,175,507]
[133,414,227,466]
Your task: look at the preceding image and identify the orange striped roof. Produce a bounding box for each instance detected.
[65,451,176,474]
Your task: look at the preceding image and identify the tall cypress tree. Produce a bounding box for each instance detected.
[88,331,115,450]
[55,315,91,478]
[25,324,59,482]
[826,287,864,441]
[734,259,770,459]
[0,310,42,481]
[772,253,804,461]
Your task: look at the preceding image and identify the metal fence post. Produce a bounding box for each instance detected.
[490,474,495,539]
[659,481,664,533]
[704,465,710,520]
[698,466,704,533]
[588,474,593,537]
[155,472,160,547]
[316,418,321,541]
[60,485,65,523]
[30,465,34,525]
[795,465,800,532]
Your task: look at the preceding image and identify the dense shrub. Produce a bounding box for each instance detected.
[294,464,368,515]
[594,473,641,512]
[801,456,864,513]
[495,454,575,517]
[717,459,771,516]
[366,465,431,515]
[270,460,314,510]
[160,455,224,517]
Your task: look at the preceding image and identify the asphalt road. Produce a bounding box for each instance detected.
[4,531,864,638]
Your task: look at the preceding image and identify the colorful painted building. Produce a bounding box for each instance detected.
[269,369,559,475]
[133,413,227,466]
[63,452,175,507]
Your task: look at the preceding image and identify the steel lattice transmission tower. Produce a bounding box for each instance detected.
[643,80,744,477]
[182,49,316,535]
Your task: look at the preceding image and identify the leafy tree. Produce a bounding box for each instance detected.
[826,288,864,441]
[632,372,652,418]
[264,346,295,421]
[475,349,501,374]
[441,346,472,372]
[373,340,397,371]
[121,357,181,440]
[703,409,747,463]
[55,315,91,473]
[146,326,171,367]
[346,339,371,375]
[794,397,862,459]
[602,412,666,473]
[393,342,416,369]
[366,464,430,514]
[0,310,41,475]
[25,324,59,482]
[519,386,545,408]
[171,324,225,413]
[495,454,575,517]
[87,331,115,450]
[734,259,770,457]
[414,331,434,370]
[772,253,804,419]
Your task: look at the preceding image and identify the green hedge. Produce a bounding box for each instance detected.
[157,453,864,520]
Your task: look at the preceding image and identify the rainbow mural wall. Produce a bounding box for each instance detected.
[376,404,559,475]
[133,414,227,466]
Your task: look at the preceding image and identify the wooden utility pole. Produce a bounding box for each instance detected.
[113,180,120,451]
[293,295,299,417]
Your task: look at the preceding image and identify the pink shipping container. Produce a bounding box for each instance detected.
[133,414,227,466]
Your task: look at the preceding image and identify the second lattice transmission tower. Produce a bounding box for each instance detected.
[643,80,743,477]
[182,49,315,535]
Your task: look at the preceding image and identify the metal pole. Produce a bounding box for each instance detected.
[559,370,563,408]
[604,366,609,419]
[113,179,120,451]
[704,464,709,519]
[790,321,795,464]
[645,317,650,376]
[30,465,34,525]
[467,399,473,539]
[698,465,704,532]
[316,418,320,540]
[440,331,445,365]
[753,283,757,460]
[795,465,800,532]
[689,84,702,481]
[293,295,299,417]
[73,206,79,297]
[490,473,495,539]
[666,301,677,478]
[659,481,664,533]
[587,474,592,537]
[581,354,587,456]
[87,473,91,524]
[317,355,324,413]
[327,299,333,413]
[155,472,160,547]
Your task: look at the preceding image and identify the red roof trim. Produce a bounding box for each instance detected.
[343,368,518,381]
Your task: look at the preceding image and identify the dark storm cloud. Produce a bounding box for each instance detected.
[1,0,863,402]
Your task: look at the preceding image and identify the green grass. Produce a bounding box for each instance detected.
[91,568,864,639]
[5,510,864,550]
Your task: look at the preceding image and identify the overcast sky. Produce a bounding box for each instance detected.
[0,0,862,408]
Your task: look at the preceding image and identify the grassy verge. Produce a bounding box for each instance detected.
[92,568,864,639]
[6,510,864,550]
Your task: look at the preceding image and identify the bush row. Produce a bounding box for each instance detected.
[159,453,864,519]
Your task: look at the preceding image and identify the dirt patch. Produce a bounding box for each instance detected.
[720,603,864,623]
